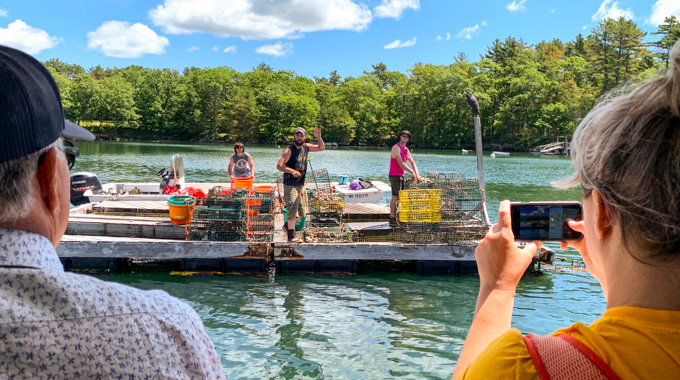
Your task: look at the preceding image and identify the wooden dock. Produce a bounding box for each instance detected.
[61,201,479,274]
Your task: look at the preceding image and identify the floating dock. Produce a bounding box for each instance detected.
[61,201,479,274]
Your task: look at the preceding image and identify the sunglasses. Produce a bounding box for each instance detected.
[62,140,79,170]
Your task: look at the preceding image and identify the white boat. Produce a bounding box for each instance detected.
[86,182,246,202]
[491,151,510,158]
[331,181,391,203]
[87,181,392,204]
[462,149,471,155]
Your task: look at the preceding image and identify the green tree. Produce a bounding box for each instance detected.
[653,15,680,68]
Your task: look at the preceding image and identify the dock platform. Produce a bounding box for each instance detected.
[61,201,480,274]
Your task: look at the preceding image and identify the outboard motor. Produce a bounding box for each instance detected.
[70,172,102,206]
[157,154,185,194]
[157,167,178,194]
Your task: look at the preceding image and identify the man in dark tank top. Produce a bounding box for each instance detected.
[276,126,325,242]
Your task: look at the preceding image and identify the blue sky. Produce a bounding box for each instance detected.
[1,0,679,78]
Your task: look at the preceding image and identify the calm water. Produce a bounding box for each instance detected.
[74,141,602,379]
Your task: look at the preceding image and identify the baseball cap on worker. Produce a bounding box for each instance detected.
[294,127,307,135]
[0,45,94,164]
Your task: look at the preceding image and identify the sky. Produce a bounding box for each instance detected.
[1,0,679,79]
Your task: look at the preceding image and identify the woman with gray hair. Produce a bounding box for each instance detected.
[452,39,680,379]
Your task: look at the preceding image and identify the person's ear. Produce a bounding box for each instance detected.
[36,148,63,216]
[592,189,612,240]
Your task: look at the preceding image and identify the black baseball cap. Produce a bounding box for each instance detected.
[0,45,94,164]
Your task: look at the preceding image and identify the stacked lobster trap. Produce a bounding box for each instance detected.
[302,168,352,243]
[353,172,489,245]
[187,186,278,242]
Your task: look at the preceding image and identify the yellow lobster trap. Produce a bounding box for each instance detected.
[398,189,442,223]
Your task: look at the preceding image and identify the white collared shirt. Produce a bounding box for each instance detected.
[0,229,225,379]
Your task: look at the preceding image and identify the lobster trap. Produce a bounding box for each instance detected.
[187,185,278,242]
[308,193,344,228]
[303,226,352,243]
[347,172,490,244]
[307,168,332,195]
[402,172,488,229]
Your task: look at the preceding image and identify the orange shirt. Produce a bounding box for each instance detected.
[461,306,680,379]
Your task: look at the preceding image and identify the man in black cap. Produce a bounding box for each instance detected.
[276,126,324,242]
[388,130,420,227]
[0,45,225,378]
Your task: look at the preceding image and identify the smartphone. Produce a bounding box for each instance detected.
[510,201,583,241]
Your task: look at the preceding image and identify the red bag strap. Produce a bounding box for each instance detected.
[524,334,551,380]
[524,334,621,380]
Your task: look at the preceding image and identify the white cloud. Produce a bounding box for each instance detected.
[187,46,199,52]
[481,20,488,26]
[550,9,556,13]
[582,24,589,30]
[506,0,527,12]
[0,9,8,17]
[256,42,293,56]
[384,37,416,49]
[436,35,442,41]
[648,0,680,26]
[456,24,481,39]
[223,45,237,53]
[0,20,59,54]
[446,32,451,40]
[212,45,218,52]
[374,0,419,19]
[150,0,372,40]
[87,21,169,58]
[592,0,633,21]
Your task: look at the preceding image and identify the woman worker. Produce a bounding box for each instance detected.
[228,142,255,179]
[453,39,680,379]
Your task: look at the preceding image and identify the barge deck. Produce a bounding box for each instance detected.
[62,201,479,274]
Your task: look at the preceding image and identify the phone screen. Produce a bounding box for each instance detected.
[510,203,583,241]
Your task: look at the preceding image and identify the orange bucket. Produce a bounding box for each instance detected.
[167,195,195,225]
[232,176,254,189]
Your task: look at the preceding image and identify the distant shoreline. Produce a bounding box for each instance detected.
[90,136,539,153]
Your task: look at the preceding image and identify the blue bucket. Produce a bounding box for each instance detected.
[338,175,348,185]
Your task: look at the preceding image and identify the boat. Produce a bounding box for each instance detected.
[491,151,510,158]
[332,181,391,203]
[86,181,392,204]
[532,152,557,157]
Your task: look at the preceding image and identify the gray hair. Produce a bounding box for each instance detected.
[554,38,680,261]
[0,139,63,222]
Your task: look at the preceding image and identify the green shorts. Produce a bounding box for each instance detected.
[283,185,306,218]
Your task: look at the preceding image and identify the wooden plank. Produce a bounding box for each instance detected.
[57,235,476,262]
[343,203,390,215]
[346,221,390,230]
[69,214,171,222]
[58,236,260,259]
[66,219,186,240]
[92,200,169,211]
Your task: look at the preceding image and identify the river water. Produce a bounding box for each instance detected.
[73,141,603,379]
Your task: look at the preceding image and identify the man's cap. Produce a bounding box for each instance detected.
[294,127,307,135]
[0,45,94,163]
[398,130,412,139]
[64,120,95,141]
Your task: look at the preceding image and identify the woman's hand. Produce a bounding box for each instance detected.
[475,200,541,292]
[560,220,587,253]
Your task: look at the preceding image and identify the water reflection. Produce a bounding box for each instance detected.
[99,271,603,379]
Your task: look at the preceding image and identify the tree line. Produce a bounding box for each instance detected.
[46,16,680,149]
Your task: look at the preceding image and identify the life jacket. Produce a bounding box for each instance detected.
[524,334,621,380]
